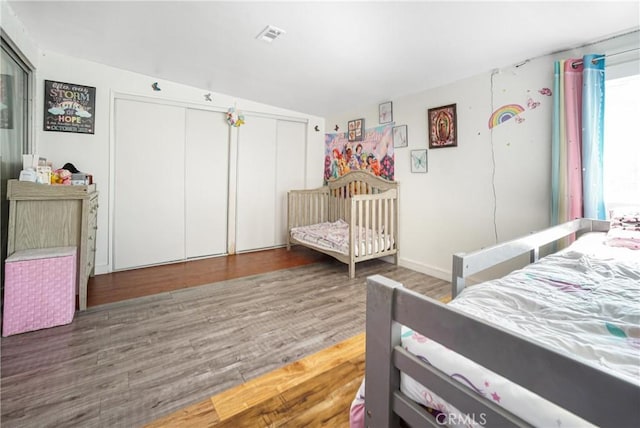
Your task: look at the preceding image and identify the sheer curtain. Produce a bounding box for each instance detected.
[551,54,606,224]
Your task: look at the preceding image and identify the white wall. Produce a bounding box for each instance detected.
[2,5,325,275]
[328,31,640,281]
[0,1,39,67]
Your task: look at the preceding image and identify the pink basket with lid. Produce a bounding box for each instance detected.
[2,246,77,337]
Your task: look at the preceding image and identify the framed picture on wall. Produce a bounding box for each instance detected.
[428,103,457,148]
[43,80,96,134]
[410,149,427,173]
[393,125,408,148]
[348,118,364,142]
[379,101,393,124]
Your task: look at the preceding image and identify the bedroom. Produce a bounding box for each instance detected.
[1,1,639,426]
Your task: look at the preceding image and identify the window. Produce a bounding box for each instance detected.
[603,72,640,214]
[1,32,33,288]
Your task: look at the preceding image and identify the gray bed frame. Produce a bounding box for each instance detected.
[365,218,640,427]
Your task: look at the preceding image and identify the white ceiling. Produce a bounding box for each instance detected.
[6,1,640,117]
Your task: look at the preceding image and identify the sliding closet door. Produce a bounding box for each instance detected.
[275,120,307,245]
[236,116,277,252]
[114,99,185,270]
[185,109,228,258]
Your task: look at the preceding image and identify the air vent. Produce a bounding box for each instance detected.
[256,25,286,43]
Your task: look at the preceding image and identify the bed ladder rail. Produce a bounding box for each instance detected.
[365,274,640,428]
[451,218,610,298]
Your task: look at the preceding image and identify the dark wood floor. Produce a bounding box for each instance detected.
[87,246,330,307]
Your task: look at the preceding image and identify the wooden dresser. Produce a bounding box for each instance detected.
[6,180,99,310]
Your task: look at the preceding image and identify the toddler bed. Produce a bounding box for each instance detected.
[354,217,640,427]
[287,170,398,278]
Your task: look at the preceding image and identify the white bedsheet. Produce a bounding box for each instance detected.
[290,219,393,256]
[400,232,640,427]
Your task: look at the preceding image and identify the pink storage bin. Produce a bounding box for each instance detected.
[2,246,77,337]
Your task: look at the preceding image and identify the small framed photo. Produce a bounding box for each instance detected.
[379,101,393,124]
[410,149,427,173]
[348,118,364,142]
[428,103,457,149]
[393,125,408,148]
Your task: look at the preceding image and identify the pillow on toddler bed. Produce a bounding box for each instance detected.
[606,212,640,250]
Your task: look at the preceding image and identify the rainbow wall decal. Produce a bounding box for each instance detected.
[488,104,525,129]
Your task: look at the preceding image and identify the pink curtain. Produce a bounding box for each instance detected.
[564,59,583,221]
[552,54,606,225]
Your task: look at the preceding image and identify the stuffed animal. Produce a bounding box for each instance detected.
[52,168,72,185]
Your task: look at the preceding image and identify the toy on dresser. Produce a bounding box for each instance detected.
[52,168,72,184]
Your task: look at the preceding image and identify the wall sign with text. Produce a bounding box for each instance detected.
[44,80,96,134]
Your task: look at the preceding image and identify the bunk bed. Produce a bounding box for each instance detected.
[355,218,640,427]
[287,170,399,278]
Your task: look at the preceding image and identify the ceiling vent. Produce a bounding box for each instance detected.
[256,25,286,43]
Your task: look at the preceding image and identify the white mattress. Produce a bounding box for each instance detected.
[290,219,393,256]
[401,232,640,427]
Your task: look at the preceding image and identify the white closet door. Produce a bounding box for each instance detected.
[185,109,229,258]
[236,116,277,252]
[275,120,307,245]
[114,99,185,270]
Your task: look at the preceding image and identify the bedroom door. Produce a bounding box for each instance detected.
[235,116,307,252]
[185,109,229,258]
[275,120,307,245]
[113,99,186,270]
[114,98,229,270]
[235,116,278,252]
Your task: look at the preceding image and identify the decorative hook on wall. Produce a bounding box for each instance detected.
[314,125,320,132]
[204,93,212,102]
[151,82,161,91]
[334,125,339,132]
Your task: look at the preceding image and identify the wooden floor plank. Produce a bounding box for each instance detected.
[211,333,365,421]
[280,375,363,427]
[271,356,364,427]
[144,398,220,428]
[207,340,365,428]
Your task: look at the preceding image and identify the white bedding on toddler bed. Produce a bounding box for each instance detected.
[351,232,640,428]
[290,219,393,256]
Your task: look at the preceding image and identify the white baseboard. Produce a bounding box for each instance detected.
[398,257,451,282]
[95,264,110,275]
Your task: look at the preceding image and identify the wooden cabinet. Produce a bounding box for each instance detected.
[6,180,99,311]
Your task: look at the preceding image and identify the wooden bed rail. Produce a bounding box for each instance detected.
[327,170,397,224]
[287,188,329,230]
[349,189,398,263]
[365,274,640,428]
[451,218,610,298]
